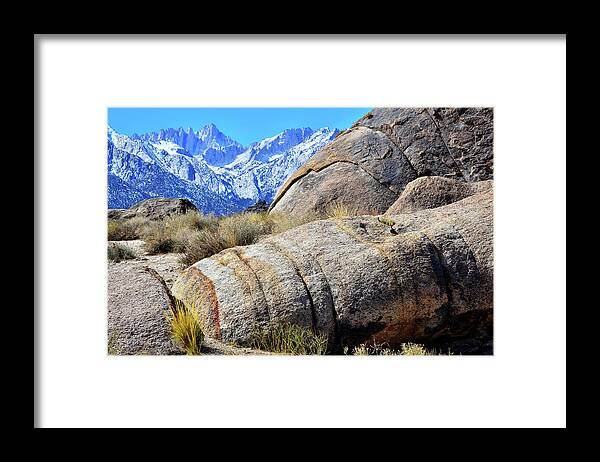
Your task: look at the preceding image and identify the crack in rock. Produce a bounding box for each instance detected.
[270,159,398,210]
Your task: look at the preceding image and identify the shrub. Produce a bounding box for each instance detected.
[141,221,175,254]
[109,209,319,264]
[179,211,316,267]
[107,243,136,262]
[400,343,430,355]
[168,298,204,355]
[220,213,274,246]
[169,211,218,232]
[179,214,265,266]
[350,342,444,355]
[249,323,328,355]
[165,212,219,252]
[139,211,220,255]
[351,343,401,355]
[107,220,120,240]
[107,216,149,241]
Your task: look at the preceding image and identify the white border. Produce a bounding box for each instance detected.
[36,36,566,428]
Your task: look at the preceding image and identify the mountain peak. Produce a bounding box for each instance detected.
[108,124,340,212]
[198,123,219,135]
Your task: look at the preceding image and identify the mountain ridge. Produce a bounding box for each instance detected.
[108,123,340,214]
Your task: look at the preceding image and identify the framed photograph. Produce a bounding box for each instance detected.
[35,35,566,428]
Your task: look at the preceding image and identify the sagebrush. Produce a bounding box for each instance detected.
[107,243,136,262]
[108,210,319,263]
[141,211,219,255]
[107,216,149,241]
[179,211,317,266]
[349,342,447,355]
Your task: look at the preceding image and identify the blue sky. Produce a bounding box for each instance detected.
[108,108,372,146]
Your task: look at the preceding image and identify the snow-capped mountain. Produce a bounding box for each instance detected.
[131,123,245,167]
[108,124,339,214]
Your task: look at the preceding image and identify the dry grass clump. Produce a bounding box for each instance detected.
[400,343,431,355]
[325,200,360,218]
[142,211,219,255]
[179,211,317,267]
[107,330,122,355]
[107,216,149,240]
[377,215,396,227]
[109,209,319,262]
[142,221,174,254]
[349,342,447,355]
[250,323,328,355]
[167,298,204,355]
[267,211,319,234]
[107,243,137,262]
[164,212,220,251]
[179,213,268,265]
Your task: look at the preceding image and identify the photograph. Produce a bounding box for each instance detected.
[107,107,494,356]
[35,34,565,429]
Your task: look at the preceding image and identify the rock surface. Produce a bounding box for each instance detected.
[108,263,181,355]
[172,189,494,354]
[269,107,493,216]
[386,176,493,214]
[108,197,198,221]
[107,242,273,355]
[244,199,270,213]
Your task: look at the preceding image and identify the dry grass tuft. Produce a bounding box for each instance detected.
[108,209,319,263]
[179,211,318,267]
[267,211,319,234]
[250,323,328,355]
[349,342,447,355]
[167,299,204,355]
[141,221,175,254]
[107,216,149,240]
[164,212,220,252]
[400,343,430,355]
[107,330,122,355]
[378,215,396,227]
[141,211,220,255]
[107,243,137,262]
[325,200,359,218]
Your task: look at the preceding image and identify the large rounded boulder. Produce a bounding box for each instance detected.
[172,189,493,354]
[269,107,493,216]
[108,265,181,355]
[386,176,493,214]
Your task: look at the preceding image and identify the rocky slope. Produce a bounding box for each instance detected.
[269,107,493,216]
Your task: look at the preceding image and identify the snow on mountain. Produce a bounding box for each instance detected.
[108,129,241,214]
[226,127,317,168]
[228,128,339,202]
[131,123,245,167]
[108,124,339,214]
